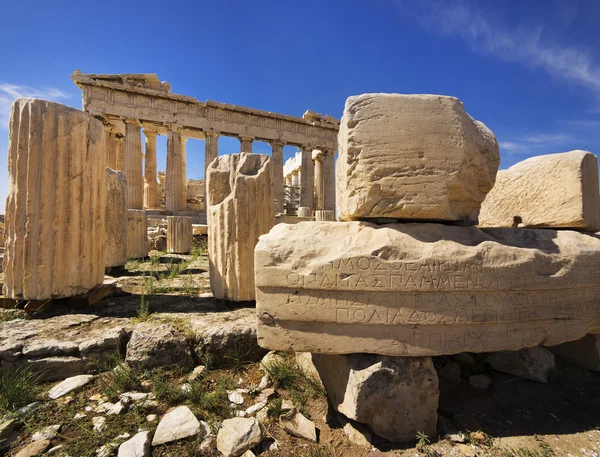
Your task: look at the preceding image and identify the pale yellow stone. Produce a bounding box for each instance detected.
[105,168,127,268]
[167,216,192,254]
[192,224,208,236]
[3,99,106,300]
[315,210,335,221]
[207,153,274,301]
[337,94,500,221]
[255,222,600,356]
[479,150,600,232]
[126,210,148,259]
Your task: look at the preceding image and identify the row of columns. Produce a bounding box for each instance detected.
[105,121,332,216]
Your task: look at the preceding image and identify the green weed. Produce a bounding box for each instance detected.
[0,365,43,412]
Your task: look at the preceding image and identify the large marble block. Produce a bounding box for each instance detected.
[479,150,600,232]
[105,168,127,268]
[337,94,500,221]
[549,334,600,371]
[127,210,148,259]
[167,216,192,254]
[207,153,274,301]
[311,353,438,442]
[3,98,106,300]
[255,222,600,356]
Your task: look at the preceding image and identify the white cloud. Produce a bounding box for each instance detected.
[0,84,71,130]
[388,0,600,95]
[499,132,581,156]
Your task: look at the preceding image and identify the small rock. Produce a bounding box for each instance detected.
[119,392,149,404]
[449,433,467,443]
[57,395,73,406]
[96,443,116,457]
[118,431,151,457]
[188,365,206,382]
[31,424,61,441]
[152,406,200,446]
[116,433,131,440]
[0,419,17,441]
[342,421,371,447]
[16,402,41,416]
[280,410,317,442]
[241,451,256,457]
[180,383,192,393]
[228,389,247,405]
[107,402,125,415]
[487,347,555,383]
[199,434,216,454]
[14,439,51,457]
[470,431,487,444]
[46,445,64,455]
[217,418,262,457]
[95,402,115,413]
[126,324,194,371]
[454,353,476,368]
[281,400,294,411]
[74,412,86,420]
[469,374,492,389]
[89,393,104,401]
[257,374,270,390]
[456,443,477,457]
[245,401,267,416]
[92,416,106,433]
[235,410,248,418]
[146,414,157,422]
[260,351,286,372]
[255,388,276,403]
[438,361,462,383]
[48,375,94,399]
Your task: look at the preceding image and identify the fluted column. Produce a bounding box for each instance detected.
[115,135,125,171]
[105,125,118,169]
[240,136,254,153]
[166,129,185,213]
[314,153,324,211]
[124,120,143,209]
[204,131,220,199]
[299,146,314,214]
[270,140,285,213]
[323,150,336,212]
[143,129,158,208]
[182,137,188,209]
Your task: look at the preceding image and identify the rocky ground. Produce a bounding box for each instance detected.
[1,242,600,456]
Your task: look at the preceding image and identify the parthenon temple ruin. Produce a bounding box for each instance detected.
[71,71,339,217]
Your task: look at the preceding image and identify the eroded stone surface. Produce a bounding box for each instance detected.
[487,347,555,382]
[125,324,193,371]
[118,430,151,457]
[207,153,274,301]
[480,151,600,232]
[167,216,192,254]
[152,406,200,445]
[549,334,600,371]
[217,417,262,457]
[255,222,600,356]
[311,353,438,442]
[127,210,148,259]
[3,98,106,299]
[336,94,499,222]
[105,168,128,268]
[48,375,94,399]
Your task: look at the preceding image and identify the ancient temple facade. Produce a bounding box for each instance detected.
[71,71,339,216]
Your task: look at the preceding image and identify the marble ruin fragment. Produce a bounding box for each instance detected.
[311,353,438,441]
[3,99,106,300]
[479,150,600,232]
[255,222,600,356]
[549,334,600,371]
[337,94,500,222]
[207,153,274,301]
[127,210,148,259]
[167,216,193,254]
[105,168,127,268]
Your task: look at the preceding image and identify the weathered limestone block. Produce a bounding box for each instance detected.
[486,347,555,383]
[255,222,600,356]
[127,210,148,259]
[167,216,192,254]
[479,150,600,232]
[311,353,438,442]
[3,98,106,300]
[207,153,274,301]
[549,334,600,371]
[337,94,499,221]
[105,168,127,268]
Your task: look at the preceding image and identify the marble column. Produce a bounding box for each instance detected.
[182,137,188,210]
[115,135,125,171]
[166,129,185,213]
[240,136,254,153]
[105,126,118,169]
[286,175,292,187]
[299,146,314,214]
[323,150,336,212]
[124,120,143,209]
[204,131,219,199]
[143,129,158,208]
[270,140,285,213]
[314,153,324,211]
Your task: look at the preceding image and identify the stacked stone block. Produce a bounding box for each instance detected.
[127,210,148,259]
[167,216,192,254]
[105,168,127,268]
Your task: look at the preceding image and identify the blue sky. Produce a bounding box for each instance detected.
[1,0,600,205]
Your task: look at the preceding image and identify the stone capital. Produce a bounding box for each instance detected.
[204,130,220,139]
[269,140,285,148]
[143,129,157,139]
[239,135,255,142]
[123,118,142,127]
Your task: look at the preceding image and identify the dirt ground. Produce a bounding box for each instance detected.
[1,244,600,457]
